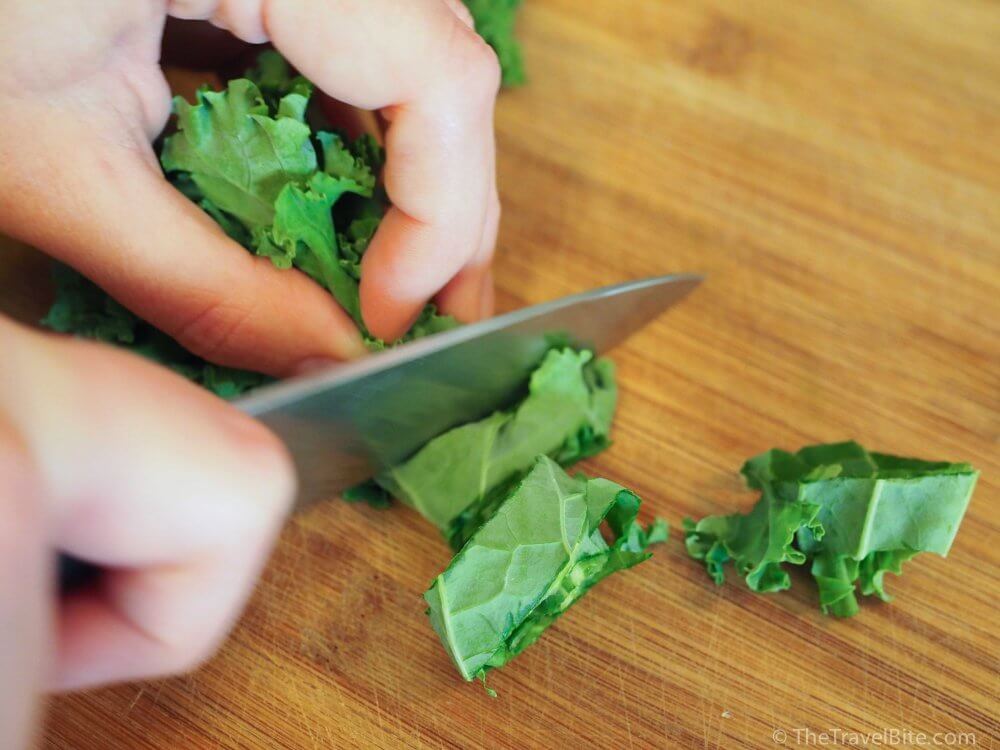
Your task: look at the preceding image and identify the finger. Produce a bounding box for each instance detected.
[54,537,271,689]
[0,425,49,749]
[0,318,296,689]
[357,28,499,339]
[432,129,499,324]
[0,106,367,377]
[260,0,500,341]
[434,179,500,323]
[440,0,476,29]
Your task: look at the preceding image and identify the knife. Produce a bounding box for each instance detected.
[240,272,702,507]
[58,273,700,591]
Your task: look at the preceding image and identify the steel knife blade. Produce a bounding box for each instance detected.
[237,273,702,507]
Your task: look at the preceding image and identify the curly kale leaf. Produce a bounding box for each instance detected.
[372,349,617,547]
[162,57,454,346]
[42,264,270,398]
[42,263,139,345]
[685,441,978,616]
[43,52,457,395]
[425,456,665,683]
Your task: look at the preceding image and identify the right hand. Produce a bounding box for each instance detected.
[0,317,296,749]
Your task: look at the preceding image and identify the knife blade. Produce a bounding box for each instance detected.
[58,273,701,593]
[238,273,702,507]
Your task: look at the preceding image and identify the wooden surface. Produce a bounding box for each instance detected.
[24,0,1000,747]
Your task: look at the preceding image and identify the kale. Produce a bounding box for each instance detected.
[684,441,978,616]
[371,348,617,548]
[42,264,271,398]
[425,456,666,683]
[41,51,456,394]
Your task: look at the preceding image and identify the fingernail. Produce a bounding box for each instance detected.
[343,333,370,359]
[328,325,368,361]
[376,305,423,343]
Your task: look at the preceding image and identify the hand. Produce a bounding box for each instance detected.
[0,0,501,377]
[0,317,295,748]
[0,5,499,743]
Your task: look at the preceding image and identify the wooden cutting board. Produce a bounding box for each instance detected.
[23,0,1000,747]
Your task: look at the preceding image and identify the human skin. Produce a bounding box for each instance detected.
[0,1,500,746]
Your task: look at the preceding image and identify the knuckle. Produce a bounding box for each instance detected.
[221,418,296,537]
[165,632,221,676]
[252,433,297,521]
[469,42,503,95]
[448,31,502,100]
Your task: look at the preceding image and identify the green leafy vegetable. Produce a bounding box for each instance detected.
[42,264,271,398]
[463,0,526,87]
[41,262,137,345]
[371,348,617,548]
[40,7,531,381]
[341,481,393,509]
[683,482,822,593]
[244,49,313,108]
[160,55,456,341]
[367,345,662,688]
[42,51,456,394]
[160,78,319,228]
[425,455,665,682]
[684,441,978,616]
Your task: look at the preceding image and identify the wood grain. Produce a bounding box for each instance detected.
[16,0,999,747]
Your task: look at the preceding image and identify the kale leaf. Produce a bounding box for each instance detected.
[42,264,271,398]
[370,348,617,548]
[42,52,456,395]
[425,455,665,683]
[161,54,456,341]
[684,441,978,616]
[40,2,530,384]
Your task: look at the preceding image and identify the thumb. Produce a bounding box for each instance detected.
[0,104,366,377]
